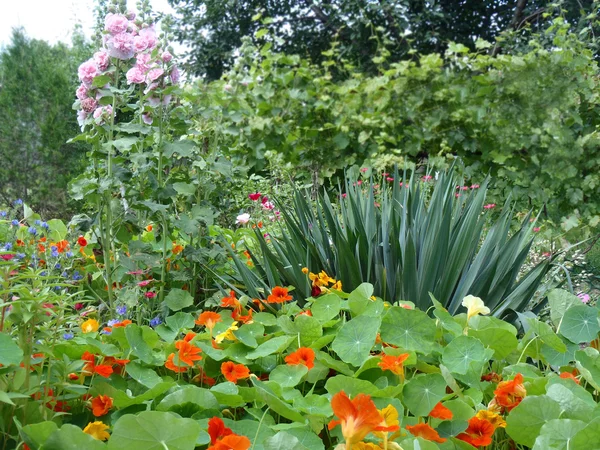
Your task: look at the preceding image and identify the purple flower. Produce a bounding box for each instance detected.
[107,319,120,327]
[78,60,99,87]
[105,13,130,35]
[170,66,180,84]
[116,305,127,316]
[133,35,149,53]
[72,271,83,281]
[63,332,74,340]
[578,293,591,304]
[106,32,135,60]
[150,316,162,327]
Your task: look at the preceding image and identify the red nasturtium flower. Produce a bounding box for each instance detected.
[481,372,502,383]
[456,416,495,447]
[328,391,399,447]
[208,434,251,450]
[208,417,233,444]
[429,402,453,420]
[81,352,113,378]
[284,347,315,370]
[175,340,202,366]
[492,373,526,412]
[78,236,87,247]
[405,423,447,443]
[378,353,410,379]
[91,394,113,417]
[221,361,251,383]
[267,286,293,304]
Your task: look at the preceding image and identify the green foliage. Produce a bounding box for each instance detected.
[227,168,549,315]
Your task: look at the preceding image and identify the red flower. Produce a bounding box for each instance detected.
[429,402,453,420]
[267,286,292,304]
[81,352,113,378]
[311,285,322,297]
[208,417,233,444]
[221,361,250,383]
[406,423,446,443]
[90,394,113,417]
[248,192,262,201]
[456,416,495,447]
[284,347,315,370]
[493,373,526,412]
[78,236,87,247]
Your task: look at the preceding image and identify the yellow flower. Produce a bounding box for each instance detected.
[83,421,110,441]
[461,295,490,320]
[374,404,400,440]
[331,280,342,291]
[81,319,99,333]
[370,296,377,301]
[309,270,335,287]
[215,322,239,344]
[352,443,384,449]
[476,409,506,429]
[301,267,309,274]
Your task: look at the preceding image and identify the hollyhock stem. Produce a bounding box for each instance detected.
[159,214,168,304]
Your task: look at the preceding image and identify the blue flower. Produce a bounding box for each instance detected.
[54,286,62,291]
[72,271,83,281]
[28,227,37,235]
[40,271,47,276]
[51,251,59,258]
[34,220,41,226]
[16,253,25,259]
[61,271,68,277]
[65,251,74,258]
[13,199,23,206]
[107,319,120,326]
[63,332,74,340]
[116,305,127,316]
[54,263,61,269]
[11,220,19,226]
[101,329,112,335]
[4,243,12,250]
[41,222,49,230]
[150,316,162,327]
[0,211,6,217]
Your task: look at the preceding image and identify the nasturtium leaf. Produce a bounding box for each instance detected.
[294,315,323,346]
[43,424,106,450]
[264,432,306,450]
[251,378,306,423]
[402,373,447,417]
[574,348,600,390]
[224,419,275,450]
[546,379,596,421]
[165,312,196,331]
[210,382,245,408]
[310,293,341,322]
[316,351,354,376]
[399,437,440,450]
[570,417,600,449]
[0,332,23,366]
[505,395,561,447]
[325,375,379,397]
[293,395,333,417]
[107,411,201,450]
[157,386,219,413]
[253,312,278,326]
[436,419,468,438]
[125,324,158,365]
[309,334,336,350]
[380,306,436,353]
[126,361,162,389]
[233,323,264,348]
[245,336,295,360]
[347,283,374,316]
[559,305,600,343]
[270,364,308,388]
[20,421,58,449]
[527,317,566,353]
[441,399,475,421]
[468,318,518,359]
[281,428,325,450]
[541,337,578,366]
[331,315,380,367]
[548,289,582,327]
[532,419,587,450]
[164,288,194,311]
[442,335,487,375]
[94,380,175,409]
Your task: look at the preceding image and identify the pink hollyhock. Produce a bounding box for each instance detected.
[147,96,160,107]
[78,60,99,87]
[106,32,135,60]
[138,27,157,49]
[77,110,88,130]
[93,105,113,125]
[161,51,173,63]
[136,53,152,72]
[133,36,149,53]
[81,98,98,113]
[162,95,172,106]
[146,68,164,82]
[170,66,180,84]
[93,51,110,71]
[105,13,130,35]
[248,192,261,201]
[76,84,88,100]
[126,66,146,84]
[262,201,275,211]
[142,113,153,125]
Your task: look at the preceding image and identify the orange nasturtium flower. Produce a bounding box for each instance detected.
[266,286,292,304]
[492,373,526,412]
[378,353,410,380]
[284,347,315,370]
[81,352,113,378]
[91,395,113,417]
[165,353,188,373]
[83,421,110,441]
[456,416,495,447]
[475,410,506,429]
[405,423,446,443]
[196,311,222,331]
[429,402,453,420]
[208,434,251,450]
[328,391,399,448]
[221,361,251,383]
[175,340,202,366]
[221,290,242,314]
[208,417,233,444]
[232,308,253,324]
[172,241,184,255]
[81,319,99,333]
[559,370,580,384]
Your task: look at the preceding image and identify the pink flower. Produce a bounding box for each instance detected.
[248,192,262,201]
[542,252,552,257]
[461,186,469,191]
[341,193,347,198]
[577,293,591,304]
[138,280,152,287]
[106,32,135,60]
[138,27,157,49]
[93,51,110,71]
[126,66,146,84]
[76,84,89,100]
[105,13,130,35]
[386,177,394,182]
[146,68,164,82]
[142,113,153,125]
[170,66,180,84]
[133,35,149,52]
[360,167,368,173]
[262,201,275,210]
[74,302,84,311]
[533,227,541,232]
[161,51,173,63]
[144,292,157,299]
[483,203,496,210]
[77,110,88,130]
[0,254,15,261]
[126,10,136,21]
[81,97,98,113]
[470,184,480,189]
[147,96,160,107]
[78,60,99,87]
[357,180,363,186]
[455,193,461,198]
[127,270,144,275]
[236,213,251,224]
[93,105,113,125]
[422,175,433,181]
[136,53,152,72]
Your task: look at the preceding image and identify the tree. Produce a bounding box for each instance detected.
[168,0,597,79]
[0,29,92,216]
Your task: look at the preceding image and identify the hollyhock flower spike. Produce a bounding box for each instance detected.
[78,60,99,87]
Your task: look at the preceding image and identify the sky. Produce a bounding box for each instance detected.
[0,0,177,48]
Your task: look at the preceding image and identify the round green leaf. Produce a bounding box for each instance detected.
[506,395,561,448]
[245,336,295,360]
[164,288,194,311]
[402,373,447,417]
[570,417,600,449]
[546,378,596,421]
[293,394,333,417]
[44,424,106,450]
[559,305,600,344]
[532,419,587,450]
[107,411,202,450]
[270,364,308,388]
[442,335,487,375]
[380,306,436,353]
[311,293,341,322]
[331,315,380,367]
[157,386,219,414]
[325,375,379,397]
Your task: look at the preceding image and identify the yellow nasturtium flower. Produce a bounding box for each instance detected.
[83,421,110,441]
[81,319,99,333]
[476,409,507,429]
[461,295,490,320]
[215,322,239,344]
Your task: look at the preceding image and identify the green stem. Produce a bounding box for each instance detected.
[159,214,169,304]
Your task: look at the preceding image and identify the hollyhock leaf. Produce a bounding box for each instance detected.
[157,386,219,414]
[569,417,600,449]
[270,364,308,388]
[43,424,106,450]
[559,305,600,343]
[107,411,201,450]
[380,306,436,353]
[403,373,447,417]
[442,335,487,375]
[506,395,561,447]
[164,289,194,311]
[92,74,111,88]
[310,293,341,322]
[245,336,295,360]
[251,378,307,423]
[125,361,162,389]
[0,332,24,366]
[172,182,197,196]
[532,419,587,450]
[331,315,380,367]
[164,141,197,158]
[111,137,138,151]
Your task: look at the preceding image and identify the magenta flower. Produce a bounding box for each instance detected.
[138,280,152,287]
[577,293,591,304]
[483,203,496,210]
[360,167,368,173]
[248,192,262,201]
[78,60,99,87]
[533,227,541,232]
[106,32,135,60]
[105,13,130,35]
[422,175,433,181]
[144,292,156,299]
[470,184,480,189]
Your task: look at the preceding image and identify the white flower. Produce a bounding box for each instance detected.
[236,213,251,225]
[461,295,490,320]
